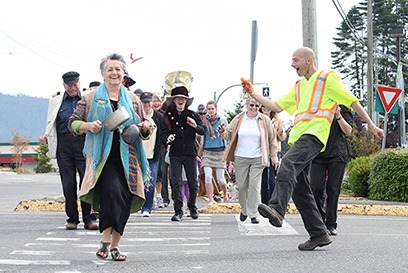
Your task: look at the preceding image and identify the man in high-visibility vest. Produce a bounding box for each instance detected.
[244,47,384,251]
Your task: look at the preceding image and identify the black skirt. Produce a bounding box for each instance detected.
[96,128,132,235]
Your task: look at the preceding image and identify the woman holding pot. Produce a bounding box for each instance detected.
[69,53,151,261]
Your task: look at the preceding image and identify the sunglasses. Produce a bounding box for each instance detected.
[249,104,260,108]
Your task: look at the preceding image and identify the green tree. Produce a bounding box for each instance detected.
[331,5,366,99]
[331,0,408,148]
[223,100,245,123]
[33,144,53,173]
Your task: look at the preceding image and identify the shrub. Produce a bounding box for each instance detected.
[347,156,371,197]
[33,144,53,173]
[348,123,381,158]
[368,149,408,202]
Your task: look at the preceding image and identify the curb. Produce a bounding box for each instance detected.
[14,198,408,216]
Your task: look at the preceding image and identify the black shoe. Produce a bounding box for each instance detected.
[190,209,199,219]
[84,220,99,230]
[328,227,338,236]
[257,203,283,227]
[66,222,78,230]
[251,217,260,224]
[171,214,183,221]
[298,233,332,251]
[213,195,223,203]
[239,213,247,222]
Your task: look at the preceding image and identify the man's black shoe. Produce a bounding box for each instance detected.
[251,217,260,224]
[328,227,338,236]
[171,214,183,221]
[84,220,98,230]
[65,222,78,230]
[190,209,199,219]
[257,203,283,227]
[298,233,332,251]
[239,213,247,222]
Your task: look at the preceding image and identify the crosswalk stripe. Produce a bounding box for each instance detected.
[0,259,70,265]
[236,215,299,236]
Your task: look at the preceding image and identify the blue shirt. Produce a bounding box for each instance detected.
[57,92,81,134]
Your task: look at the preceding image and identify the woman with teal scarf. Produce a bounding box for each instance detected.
[69,53,151,262]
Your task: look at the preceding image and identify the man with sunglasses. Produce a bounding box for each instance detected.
[244,47,384,251]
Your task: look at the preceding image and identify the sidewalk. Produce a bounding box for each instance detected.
[3,172,408,216]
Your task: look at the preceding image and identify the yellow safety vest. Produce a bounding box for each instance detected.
[293,70,336,126]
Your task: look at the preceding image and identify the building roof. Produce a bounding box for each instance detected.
[0,142,39,163]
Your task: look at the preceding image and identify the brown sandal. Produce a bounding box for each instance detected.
[96,241,110,259]
[111,248,127,261]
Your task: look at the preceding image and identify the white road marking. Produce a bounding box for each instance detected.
[0,259,70,265]
[10,250,55,256]
[236,215,299,236]
[36,237,80,241]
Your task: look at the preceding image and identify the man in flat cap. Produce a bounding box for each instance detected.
[40,71,98,230]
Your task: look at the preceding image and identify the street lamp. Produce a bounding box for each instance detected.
[214,82,268,104]
[389,28,406,147]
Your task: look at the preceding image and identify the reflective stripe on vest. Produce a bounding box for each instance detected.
[294,70,336,125]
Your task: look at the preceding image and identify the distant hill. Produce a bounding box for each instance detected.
[0,93,48,143]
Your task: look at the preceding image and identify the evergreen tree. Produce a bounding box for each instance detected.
[33,144,53,173]
[331,0,408,148]
[223,100,245,123]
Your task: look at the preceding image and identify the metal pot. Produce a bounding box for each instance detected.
[102,106,130,131]
[120,124,140,144]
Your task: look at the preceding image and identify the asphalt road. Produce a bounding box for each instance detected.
[0,173,407,273]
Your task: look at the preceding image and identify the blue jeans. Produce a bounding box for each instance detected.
[141,159,160,213]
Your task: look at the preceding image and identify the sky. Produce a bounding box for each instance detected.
[0,0,356,123]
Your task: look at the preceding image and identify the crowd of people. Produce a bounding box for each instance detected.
[40,47,384,261]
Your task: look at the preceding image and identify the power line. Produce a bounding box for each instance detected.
[332,0,366,46]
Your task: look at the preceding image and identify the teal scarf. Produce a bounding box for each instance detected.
[83,83,149,183]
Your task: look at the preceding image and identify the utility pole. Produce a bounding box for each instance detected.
[302,0,318,67]
[250,20,258,84]
[367,0,375,122]
[390,28,406,147]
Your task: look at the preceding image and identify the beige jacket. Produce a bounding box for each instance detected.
[219,111,278,167]
[271,115,287,153]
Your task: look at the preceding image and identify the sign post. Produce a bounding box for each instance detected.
[376,85,402,150]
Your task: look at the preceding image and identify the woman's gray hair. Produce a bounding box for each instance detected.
[99,53,127,73]
[245,97,259,106]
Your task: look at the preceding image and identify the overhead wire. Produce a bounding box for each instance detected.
[1,29,96,70]
[332,0,367,46]
[332,0,408,68]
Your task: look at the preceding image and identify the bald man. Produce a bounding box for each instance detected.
[246,47,383,251]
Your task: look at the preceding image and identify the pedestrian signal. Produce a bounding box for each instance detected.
[262,87,269,97]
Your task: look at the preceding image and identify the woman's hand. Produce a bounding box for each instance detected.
[217,123,225,133]
[139,120,151,133]
[87,120,102,134]
[186,117,197,128]
[272,158,279,170]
